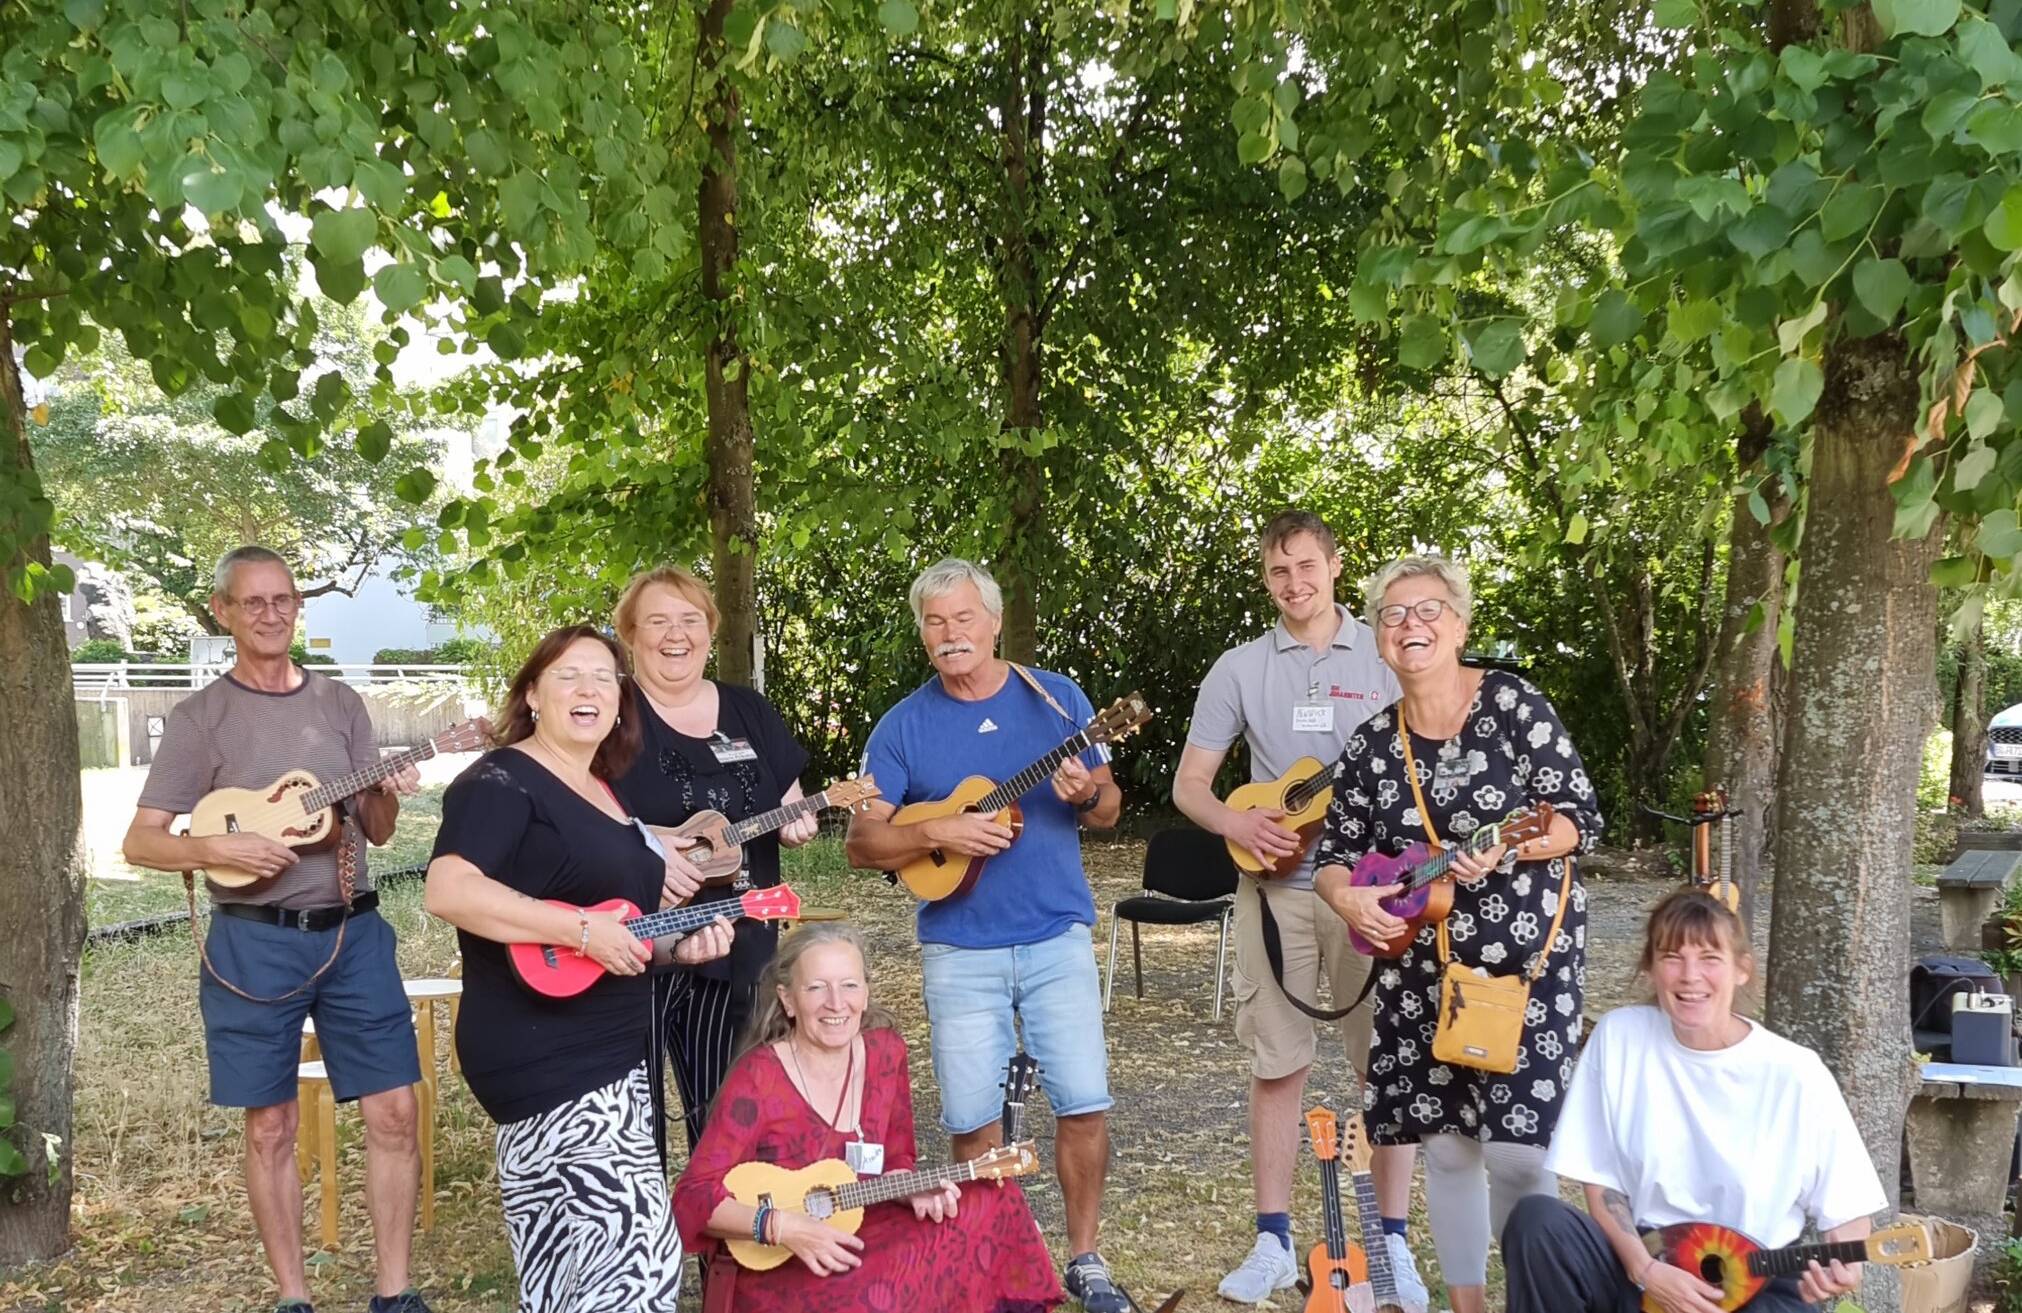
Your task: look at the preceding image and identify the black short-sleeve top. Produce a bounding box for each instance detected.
[613,682,810,985]
[431,748,664,1125]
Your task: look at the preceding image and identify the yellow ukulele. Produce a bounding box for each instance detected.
[723,1141,1039,1270]
[1224,755,1342,876]
[887,692,1152,901]
[187,718,491,887]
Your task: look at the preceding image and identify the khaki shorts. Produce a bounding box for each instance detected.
[1232,877,1374,1081]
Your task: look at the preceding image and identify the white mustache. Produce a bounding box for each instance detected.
[934,642,975,658]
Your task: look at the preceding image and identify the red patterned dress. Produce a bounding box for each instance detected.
[672,1026,1064,1312]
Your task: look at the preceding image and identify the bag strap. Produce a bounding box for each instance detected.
[1402,703,1570,982]
[185,814,359,1005]
[1256,883,1380,1022]
[1010,662,1080,728]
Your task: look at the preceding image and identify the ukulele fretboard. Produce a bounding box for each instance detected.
[826,1158,983,1211]
[1748,1238,1872,1278]
[1402,821,1502,892]
[1350,1166,1400,1303]
[727,789,834,846]
[978,731,1094,814]
[1319,1158,1351,1264]
[300,739,442,813]
[624,901,748,942]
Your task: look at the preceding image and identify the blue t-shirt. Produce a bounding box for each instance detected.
[862,667,1107,948]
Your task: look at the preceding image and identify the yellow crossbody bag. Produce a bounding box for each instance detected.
[1399,712,1570,1075]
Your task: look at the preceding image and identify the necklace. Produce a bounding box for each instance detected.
[786,1035,857,1133]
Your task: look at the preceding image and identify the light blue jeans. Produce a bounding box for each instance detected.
[919,923,1114,1133]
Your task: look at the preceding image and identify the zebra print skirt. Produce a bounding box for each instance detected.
[496,1064,682,1312]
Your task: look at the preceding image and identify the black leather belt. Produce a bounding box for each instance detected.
[214,890,379,932]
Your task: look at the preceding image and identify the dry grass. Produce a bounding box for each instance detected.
[7,819,1706,1313]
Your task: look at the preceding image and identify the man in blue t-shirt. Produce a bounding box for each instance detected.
[847,557,1128,1313]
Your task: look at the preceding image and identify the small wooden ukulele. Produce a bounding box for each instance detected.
[1000,1052,1040,1143]
[888,692,1152,901]
[1225,755,1342,876]
[1301,1106,1368,1313]
[507,886,801,997]
[724,1141,1039,1271]
[1638,1220,1929,1312]
[649,775,881,885]
[1343,804,1555,957]
[188,717,492,886]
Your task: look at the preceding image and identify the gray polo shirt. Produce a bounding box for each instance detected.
[1186,603,1400,888]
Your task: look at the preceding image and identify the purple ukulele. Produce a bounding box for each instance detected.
[1344,803,1555,957]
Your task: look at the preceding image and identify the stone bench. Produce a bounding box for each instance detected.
[1938,848,2021,950]
[1907,1063,2022,1288]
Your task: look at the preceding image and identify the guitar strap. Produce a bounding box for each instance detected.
[184,813,360,1005]
[1011,661,1080,728]
[1256,884,1381,1022]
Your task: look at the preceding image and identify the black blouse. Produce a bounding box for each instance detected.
[432,748,664,1125]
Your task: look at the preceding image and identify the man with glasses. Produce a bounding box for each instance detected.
[123,546,431,1313]
[1172,511,1429,1307]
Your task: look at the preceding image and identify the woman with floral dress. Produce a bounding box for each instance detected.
[1315,555,1602,1313]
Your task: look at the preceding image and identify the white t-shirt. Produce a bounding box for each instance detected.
[1546,1004,1887,1248]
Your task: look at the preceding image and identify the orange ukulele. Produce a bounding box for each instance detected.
[1304,1108,1421,1313]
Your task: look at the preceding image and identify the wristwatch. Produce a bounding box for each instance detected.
[1074,787,1103,814]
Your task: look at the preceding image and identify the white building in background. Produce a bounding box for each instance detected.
[299,563,459,663]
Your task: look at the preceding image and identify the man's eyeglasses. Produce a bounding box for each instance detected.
[227,593,302,618]
[1377,599,1454,628]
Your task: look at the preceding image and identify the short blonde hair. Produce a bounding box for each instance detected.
[613,565,720,649]
[1364,554,1473,632]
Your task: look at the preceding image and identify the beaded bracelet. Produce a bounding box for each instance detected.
[573,909,591,959]
[752,1201,771,1244]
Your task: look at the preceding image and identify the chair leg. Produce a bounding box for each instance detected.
[1131,922,1144,999]
[317,1081,339,1248]
[296,1080,316,1183]
[1214,907,1232,1022]
[417,1076,436,1233]
[1104,908,1120,1012]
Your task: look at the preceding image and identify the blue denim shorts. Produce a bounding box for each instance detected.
[918,922,1113,1133]
[199,907,420,1108]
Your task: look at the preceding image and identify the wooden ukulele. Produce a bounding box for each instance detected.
[507,886,801,997]
[188,717,492,887]
[887,692,1152,901]
[1303,1108,1421,1313]
[649,776,881,885]
[1342,804,1555,957]
[1000,1052,1040,1143]
[1638,1220,1929,1312]
[723,1141,1039,1271]
[1225,755,1342,875]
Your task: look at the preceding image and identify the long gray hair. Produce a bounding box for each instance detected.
[736,922,899,1060]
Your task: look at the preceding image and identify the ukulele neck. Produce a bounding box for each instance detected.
[979,732,1092,813]
[301,739,439,813]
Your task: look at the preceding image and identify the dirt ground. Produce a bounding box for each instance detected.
[0,829,1961,1313]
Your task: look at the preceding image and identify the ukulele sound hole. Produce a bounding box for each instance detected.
[1699,1255,1725,1284]
[804,1189,835,1220]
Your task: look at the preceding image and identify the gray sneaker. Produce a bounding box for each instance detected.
[1064,1251,1131,1313]
[1216,1231,1299,1303]
[1385,1232,1432,1312]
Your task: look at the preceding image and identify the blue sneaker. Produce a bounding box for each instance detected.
[1064,1251,1131,1313]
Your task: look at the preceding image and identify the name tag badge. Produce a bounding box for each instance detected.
[709,735,759,764]
[634,819,668,859]
[1433,757,1472,789]
[1292,703,1335,733]
[845,1140,885,1176]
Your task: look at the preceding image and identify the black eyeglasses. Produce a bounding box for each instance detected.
[1377,599,1452,628]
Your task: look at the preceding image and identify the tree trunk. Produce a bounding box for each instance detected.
[698,0,758,688]
[1766,333,1934,1313]
[1703,410,1787,927]
[0,306,86,1262]
[994,20,1044,666]
[1947,615,1986,818]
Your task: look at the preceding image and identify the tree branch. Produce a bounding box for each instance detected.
[1034,73,1161,336]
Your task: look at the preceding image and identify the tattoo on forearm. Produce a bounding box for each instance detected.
[1601,1189,1636,1232]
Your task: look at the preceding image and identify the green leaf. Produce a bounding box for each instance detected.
[0,997,12,1030]
[315,255,367,305]
[1932,555,1980,587]
[373,262,428,315]
[1956,441,1998,490]
[1852,258,1912,322]
[1277,156,1308,202]
[1967,102,2022,154]
[1445,214,1505,254]
[1349,280,1389,323]
[1237,132,1273,165]
[1978,507,2022,556]
[1564,513,1590,545]
[1986,186,2022,252]
[466,128,510,178]
[1874,0,1963,38]
[1780,45,1829,92]
[1896,457,1943,539]
[1669,298,1723,343]
[181,165,240,215]
[1789,229,1841,288]
[1820,185,1883,243]
[434,254,478,292]
[1590,291,1643,348]
[1653,0,1697,26]
[1960,17,2022,89]
[1728,205,1793,259]
[1778,301,1829,354]
[64,0,106,29]
[1464,318,1526,377]
[213,392,257,435]
[395,469,438,504]
[500,172,541,233]
[1967,387,2005,440]
[310,208,376,264]
[0,1138,24,1179]
[352,158,405,212]
[1398,315,1448,370]
[1770,357,1824,426]
[877,0,919,36]
[765,18,806,60]
[0,1094,12,1130]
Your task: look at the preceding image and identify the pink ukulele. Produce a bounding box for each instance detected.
[1344,805,1554,957]
[509,886,802,997]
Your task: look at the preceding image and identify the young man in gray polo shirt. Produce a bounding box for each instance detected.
[1174,511,1427,1306]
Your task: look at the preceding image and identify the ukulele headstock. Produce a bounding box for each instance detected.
[1495,803,1555,849]
[436,717,495,755]
[1304,1106,1340,1162]
[1002,1053,1040,1106]
[1867,1221,1933,1265]
[738,885,803,922]
[825,775,883,812]
[973,1141,1041,1181]
[1340,1112,1375,1175]
[1088,692,1153,746]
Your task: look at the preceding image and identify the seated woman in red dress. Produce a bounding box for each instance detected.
[672,922,1063,1312]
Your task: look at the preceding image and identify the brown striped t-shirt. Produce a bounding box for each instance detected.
[138,669,383,909]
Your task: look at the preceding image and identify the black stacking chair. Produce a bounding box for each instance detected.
[1103,827,1240,1020]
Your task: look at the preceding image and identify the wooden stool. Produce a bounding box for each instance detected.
[403,977,463,1232]
[784,906,848,932]
[295,1060,341,1247]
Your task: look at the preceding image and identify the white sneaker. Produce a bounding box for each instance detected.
[1384,1232,1433,1312]
[1217,1231,1299,1303]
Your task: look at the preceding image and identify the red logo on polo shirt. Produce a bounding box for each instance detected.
[1329,685,1368,700]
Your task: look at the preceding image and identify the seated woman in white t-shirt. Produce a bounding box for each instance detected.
[1501,890,1887,1313]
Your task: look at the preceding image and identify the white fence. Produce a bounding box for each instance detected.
[72,662,474,695]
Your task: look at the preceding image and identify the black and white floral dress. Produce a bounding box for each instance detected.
[1313,670,1603,1148]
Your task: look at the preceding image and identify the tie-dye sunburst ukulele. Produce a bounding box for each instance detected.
[1639,1220,1929,1312]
